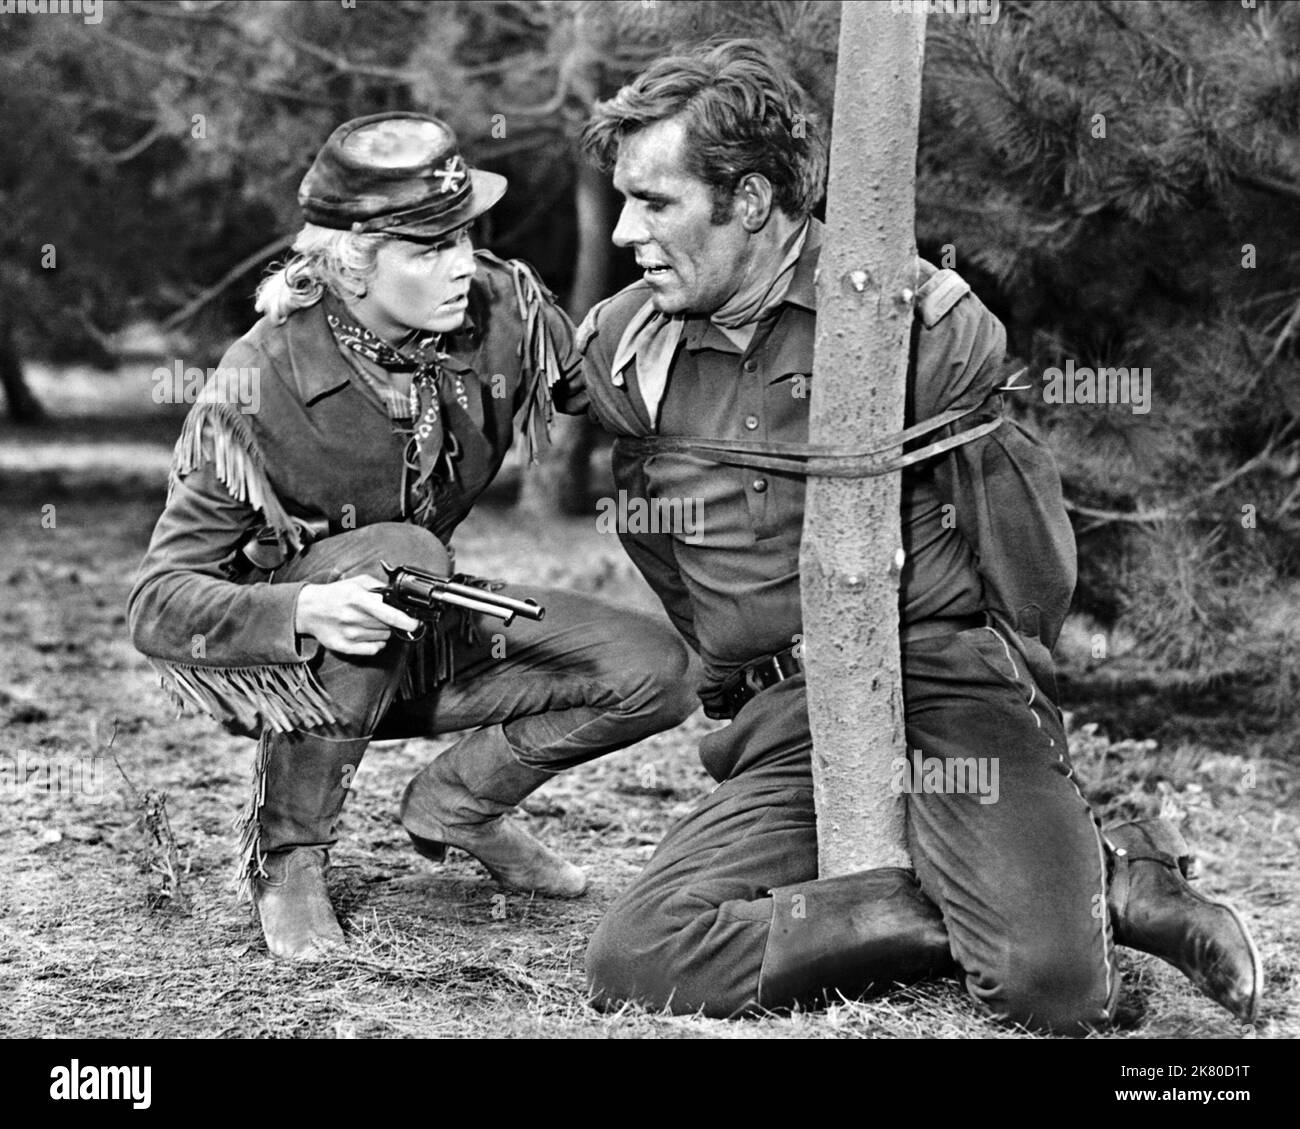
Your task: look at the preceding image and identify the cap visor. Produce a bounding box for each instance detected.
[378,169,508,242]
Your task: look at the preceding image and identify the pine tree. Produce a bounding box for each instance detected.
[918,1,1300,746]
[803,2,926,875]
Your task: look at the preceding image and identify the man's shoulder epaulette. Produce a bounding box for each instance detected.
[575,280,654,357]
[915,258,972,329]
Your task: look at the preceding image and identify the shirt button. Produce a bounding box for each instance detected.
[752,478,768,493]
[742,359,758,374]
[744,415,759,431]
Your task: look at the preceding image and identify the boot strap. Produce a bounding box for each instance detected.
[1112,850,1187,870]
[1105,818,1193,878]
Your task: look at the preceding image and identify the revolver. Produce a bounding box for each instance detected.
[378,561,545,642]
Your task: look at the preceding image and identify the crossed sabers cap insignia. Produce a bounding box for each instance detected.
[434,154,467,194]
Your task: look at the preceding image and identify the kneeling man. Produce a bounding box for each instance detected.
[558,40,1261,1033]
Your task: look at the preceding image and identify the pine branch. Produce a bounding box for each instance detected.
[272,31,432,86]
[1095,1,1186,70]
[102,121,167,164]
[1231,168,1300,205]
[97,29,335,108]
[160,235,293,333]
[1066,423,1299,533]
[119,0,235,22]
[1265,297,1300,365]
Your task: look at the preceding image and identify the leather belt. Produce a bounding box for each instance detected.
[715,644,805,720]
[224,516,331,578]
[900,611,989,644]
[711,613,988,720]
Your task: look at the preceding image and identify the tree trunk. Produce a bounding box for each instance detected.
[0,309,45,423]
[801,2,927,878]
[515,158,610,517]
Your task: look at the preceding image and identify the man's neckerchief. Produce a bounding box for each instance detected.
[611,219,810,428]
[323,296,471,519]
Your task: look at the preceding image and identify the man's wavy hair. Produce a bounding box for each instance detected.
[582,38,828,224]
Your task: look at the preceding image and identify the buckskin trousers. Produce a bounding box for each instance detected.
[585,624,1118,1034]
[239,522,696,887]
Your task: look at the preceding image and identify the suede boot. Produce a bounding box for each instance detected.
[399,724,587,898]
[1106,818,1262,1023]
[254,846,346,960]
[756,868,956,1010]
[241,729,371,960]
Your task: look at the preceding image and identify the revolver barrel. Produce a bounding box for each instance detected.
[379,561,545,628]
[438,580,544,622]
[418,587,519,622]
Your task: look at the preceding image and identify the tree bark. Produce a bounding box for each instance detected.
[0,308,45,424]
[801,2,927,878]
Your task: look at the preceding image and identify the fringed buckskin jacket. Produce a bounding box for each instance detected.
[128,251,575,736]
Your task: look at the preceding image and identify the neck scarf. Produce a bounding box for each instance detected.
[324,299,470,501]
[612,219,811,427]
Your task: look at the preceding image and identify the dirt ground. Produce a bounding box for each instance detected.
[1,365,1296,1040]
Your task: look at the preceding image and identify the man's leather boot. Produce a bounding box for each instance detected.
[756,868,956,1010]
[244,729,371,960]
[399,723,587,898]
[1106,818,1262,1023]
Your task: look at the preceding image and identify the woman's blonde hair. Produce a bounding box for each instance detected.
[254,223,388,323]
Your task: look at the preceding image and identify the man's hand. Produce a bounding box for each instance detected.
[294,575,420,656]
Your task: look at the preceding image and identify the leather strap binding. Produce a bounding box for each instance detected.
[618,376,1022,479]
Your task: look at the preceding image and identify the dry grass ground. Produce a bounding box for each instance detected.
[1,365,1296,1040]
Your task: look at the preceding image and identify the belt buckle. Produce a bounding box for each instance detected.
[746,652,791,694]
[743,660,772,695]
[722,649,796,720]
[775,648,801,680]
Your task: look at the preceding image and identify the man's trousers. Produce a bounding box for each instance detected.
[585,623,1117,1033]
[236,521,698,892]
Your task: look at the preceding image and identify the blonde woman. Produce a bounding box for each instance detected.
[128,113,695,959]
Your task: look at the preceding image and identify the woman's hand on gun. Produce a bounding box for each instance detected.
[294,576,420,655]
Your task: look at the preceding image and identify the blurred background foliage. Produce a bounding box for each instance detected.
[0,0,1296,744]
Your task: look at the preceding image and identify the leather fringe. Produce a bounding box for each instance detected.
[171,398,301,551]
[232,728,273,904]
[394,577,507,701]
[397,621,448,702]
[498,255,562,465]
[152,658,338,735]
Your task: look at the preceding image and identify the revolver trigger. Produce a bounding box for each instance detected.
[397,623,427,644]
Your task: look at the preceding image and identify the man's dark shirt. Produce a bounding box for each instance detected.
[557,220,1076,703]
